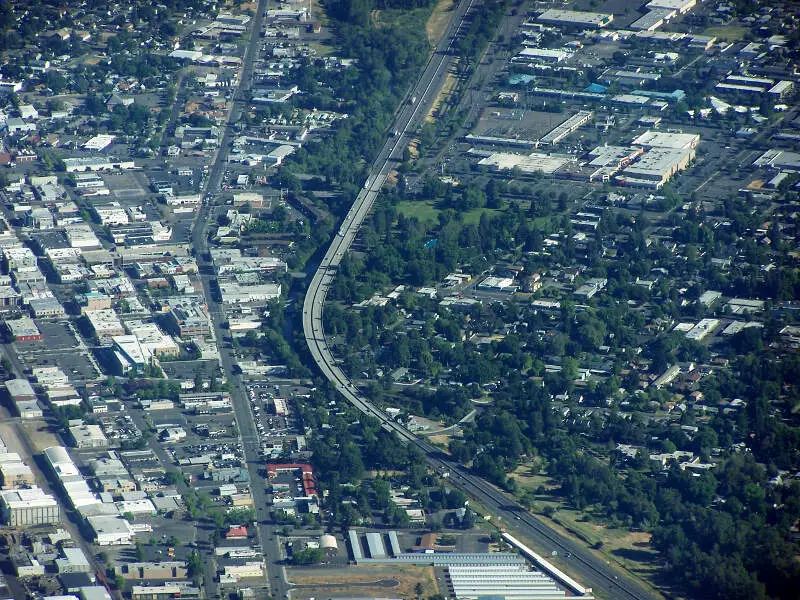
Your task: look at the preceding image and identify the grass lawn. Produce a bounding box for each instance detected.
[703,25,749,41]
[373,6,435,32]
[395,199,502,225]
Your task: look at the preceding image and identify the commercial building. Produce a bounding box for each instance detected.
[74,173,106,189]
[83,135,115,151]
[115,561,189,580]
[63,157,135,173]
[540,111,593,145]
[632,130,700,150]
[754,149,800,172]
[43,446,100,510]
[646,0,696,13]
[165,303,211,338]
[448,564,566,600]
[0,487,60,526]
[56,547,92,574]
[85,309,125,338]
[219,282,281,306]
[88,515,134,545]
[582,145,644,182]
[574,278,607,299]
[3,246,39,273]
[5,378,42,418]
[115,498,156,516]
[266,145,296,166]
[768,80,793,99]
[69,424,109,449]
[0,453,36,489]
[0,286,21,311]
[11,549,45,577]
[92,202,129,226]
[617,147,694,188]
[214,254,288,275]
[477,276,518,293]
[221,562,265,581]
[630,8,676,31]
[130,583,201,600]
[65,223,103,250]
[536,8,613,28]
[29,296,66,318]
[78,587,113,600]
[5,316,42,341]
[686,318,720,341]
[476,150,574,174]
[516,47,571,64]
[112,322,179,373]
[165,193,202,206]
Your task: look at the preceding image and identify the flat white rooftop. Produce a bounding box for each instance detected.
[632,130,699,149]
[537,8,613,27]
[83,135,115,151]
[477,151,573,174]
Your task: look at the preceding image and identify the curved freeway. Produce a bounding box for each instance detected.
[302,3,663,600]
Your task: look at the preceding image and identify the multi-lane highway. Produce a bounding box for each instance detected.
[301,2,662,600]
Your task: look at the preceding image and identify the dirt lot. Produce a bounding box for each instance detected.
[426,0,456,45]
[426,72,458,124]
[21,421,61,453]
[288,564,438,599]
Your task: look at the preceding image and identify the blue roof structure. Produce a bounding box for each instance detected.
[509,74,535,85]
[584,83,607,93]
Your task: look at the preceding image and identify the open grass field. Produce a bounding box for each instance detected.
[288,564,438,599]
[395,199,502,225]
[703,25,749,41]
[373,6,436,33]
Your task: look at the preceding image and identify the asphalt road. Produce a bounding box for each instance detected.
[300,1,662,599]
[188,0,291,597]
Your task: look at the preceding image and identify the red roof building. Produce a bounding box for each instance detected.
[225,525,247,539]
[265,463,317,498]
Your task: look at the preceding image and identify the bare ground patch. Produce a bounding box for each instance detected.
[288,564,438,599]
[425,71,458,123]
[426,0,456,45]
[21,421,61,452]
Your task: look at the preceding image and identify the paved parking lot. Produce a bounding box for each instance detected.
[103,171,148,201]
[14,321,100,380]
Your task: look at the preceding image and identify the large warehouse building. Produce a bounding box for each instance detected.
[632,130,700,150]
[617,147,694,188]
[0,487,60,526]
[613,130,700,188]
[448,564,567,600]
[537,8,613,28]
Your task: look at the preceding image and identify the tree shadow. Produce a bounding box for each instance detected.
[611,547,656,563]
